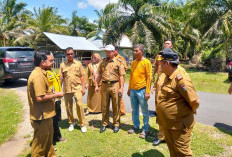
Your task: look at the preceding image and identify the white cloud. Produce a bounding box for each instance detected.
[87,0,119,10]
[77,2,88,9]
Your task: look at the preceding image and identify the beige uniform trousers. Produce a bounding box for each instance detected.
[155,91,165,141]
[31,118,55,157]
[64,90,85,126]
[101,82,120,127]
[164,128,193,157]
[120,98,126,115]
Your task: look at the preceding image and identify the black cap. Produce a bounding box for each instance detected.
[158,48,179,65]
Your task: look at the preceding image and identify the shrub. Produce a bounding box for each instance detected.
[201,44,226,71]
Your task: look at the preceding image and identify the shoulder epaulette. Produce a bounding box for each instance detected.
[176,74,183,80]
[117,58,122,62]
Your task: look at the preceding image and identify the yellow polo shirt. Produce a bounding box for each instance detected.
[128,58,152,93]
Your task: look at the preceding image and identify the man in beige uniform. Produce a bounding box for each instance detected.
[152,39,188,146]
[157,48,199,157]
[95,44,125,133]
[28,50,63,157]
[60,47,87,133]
[114,45,128,115]
[152,39,173,146]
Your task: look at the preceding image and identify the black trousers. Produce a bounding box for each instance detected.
[53,100,62,141]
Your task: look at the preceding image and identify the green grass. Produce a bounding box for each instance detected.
[0,89,23,145]
[21,112,232,157]
[186,68,230,94]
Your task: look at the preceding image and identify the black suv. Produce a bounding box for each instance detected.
[0,47,35,84]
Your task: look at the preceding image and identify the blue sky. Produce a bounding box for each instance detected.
[20,0,119,22]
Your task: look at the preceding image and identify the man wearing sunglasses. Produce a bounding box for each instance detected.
[59,47,87,133]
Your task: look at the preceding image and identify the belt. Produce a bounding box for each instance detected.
[102,80,118,85]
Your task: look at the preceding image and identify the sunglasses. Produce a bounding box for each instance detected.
[66,53,74,56]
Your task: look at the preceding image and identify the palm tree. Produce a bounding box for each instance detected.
[102,0,173,54]
[186,0,232,65]
[69,10,97,38]
[94,3,117,29]
[14,6,68,46]
[0,0,29,46]
[0,0,28,22]
[163,1,201,60]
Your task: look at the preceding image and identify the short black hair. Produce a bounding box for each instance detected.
[170,63,178,67]
[164,38,173,44]
[34,50,52,66]
[114,45,119,51]
[66,47,73,52]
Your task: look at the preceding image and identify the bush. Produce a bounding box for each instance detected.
[201,44,226,72]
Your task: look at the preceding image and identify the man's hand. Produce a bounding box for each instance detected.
[95,86,99,93]
[85,84,89,89]
[54,92,63,98]
[119,88,123,96]
[82,88,85,96]
[145,93,150,100]
[228,84,232,95]
[127,90,130,96]
[151,86,156,94]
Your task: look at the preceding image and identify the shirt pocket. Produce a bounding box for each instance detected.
[62,68,68,77]
[161,86,179,99]
[113,65,119,74]
[74,66,81,77]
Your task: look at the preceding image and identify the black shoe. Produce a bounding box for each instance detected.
[100,126,106,133]
[113,126,120,133]
[85,112,89,116]
[152,139,165,146]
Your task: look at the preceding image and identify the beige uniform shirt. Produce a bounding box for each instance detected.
[115,54,128,71]
[60,60,85,94]
[27,67,55,120]
[156,68,199,130]
[98,57,125,81]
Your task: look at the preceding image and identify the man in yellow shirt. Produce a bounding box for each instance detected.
[127,44,152,139]
[47,69,66,143]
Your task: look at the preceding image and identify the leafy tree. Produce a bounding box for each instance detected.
[102,0,173,54]
[0,0,30,46]
[69,10,97,38]
[14,6,68,46]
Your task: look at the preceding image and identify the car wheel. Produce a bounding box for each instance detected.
[0,79,5,86]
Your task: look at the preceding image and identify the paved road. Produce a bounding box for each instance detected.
[3,79,232,130]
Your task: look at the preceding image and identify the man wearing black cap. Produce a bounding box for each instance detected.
[156,48,200,157]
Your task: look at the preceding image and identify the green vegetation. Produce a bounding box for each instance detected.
[54,66,231,94]
[1,0,232,71]
[21,112,232,157]
[0,89,22,145]
[187,68,230,94]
